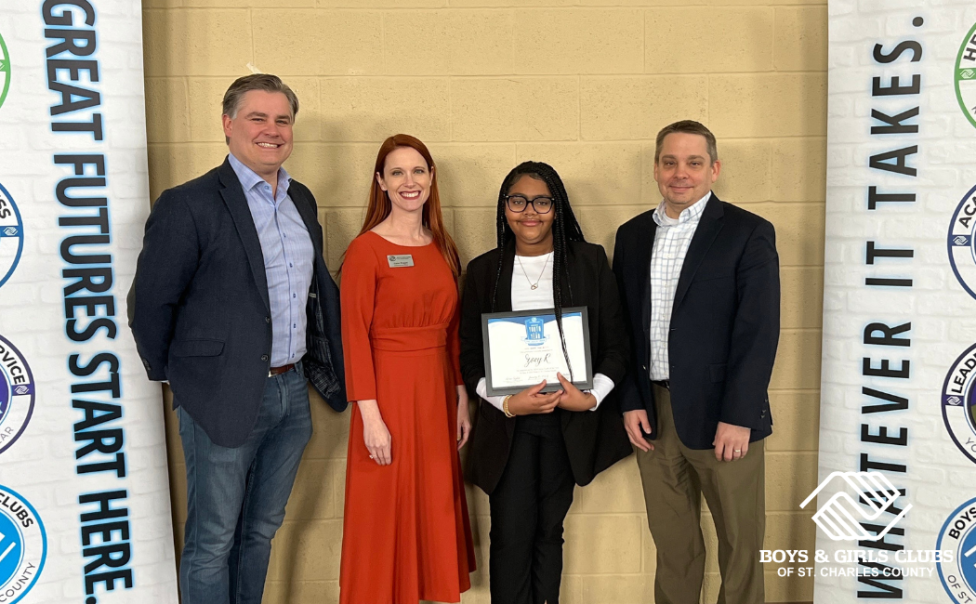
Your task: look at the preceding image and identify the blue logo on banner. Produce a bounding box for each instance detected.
[0,485,46,604]
[941,344,976,466]
[523,317,547,346]
[0,182,24,289]
[0,335,35,456]
[937,496,976,604]
[948,184,976,300]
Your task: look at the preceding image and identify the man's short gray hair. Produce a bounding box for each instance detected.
[222,73,299,120]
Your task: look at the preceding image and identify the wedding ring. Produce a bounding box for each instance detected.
[369,455,374,459]
[733,449,742,453]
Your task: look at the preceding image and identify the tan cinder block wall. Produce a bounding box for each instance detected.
[142,1,827,602]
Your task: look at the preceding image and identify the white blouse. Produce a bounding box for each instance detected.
[475,252,615,412]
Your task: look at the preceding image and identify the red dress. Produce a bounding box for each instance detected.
[339,231,475,604]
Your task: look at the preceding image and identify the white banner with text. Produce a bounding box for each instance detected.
[0,2,178,603]
[817,1,976,603]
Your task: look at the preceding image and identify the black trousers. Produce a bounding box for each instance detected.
[488,413,575,604]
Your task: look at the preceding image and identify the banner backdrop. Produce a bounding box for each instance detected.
[0,2,178,603]
[819,1,976,603]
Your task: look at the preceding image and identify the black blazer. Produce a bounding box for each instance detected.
[460,240,632,495]
[131,158,347,448]
[612,193,779,450]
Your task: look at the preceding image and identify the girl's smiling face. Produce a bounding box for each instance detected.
[505,174,555,251]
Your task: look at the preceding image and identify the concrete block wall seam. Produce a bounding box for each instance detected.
[143,2,828,602]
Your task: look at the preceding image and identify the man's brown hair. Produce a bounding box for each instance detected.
[654,120,718,164]
[221,73,299,120]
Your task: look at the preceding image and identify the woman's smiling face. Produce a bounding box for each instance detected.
[376,146,432,214]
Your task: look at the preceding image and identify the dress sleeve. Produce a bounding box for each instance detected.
[340,237,378,402]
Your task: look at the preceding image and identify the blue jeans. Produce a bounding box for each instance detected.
[177,362,312,604]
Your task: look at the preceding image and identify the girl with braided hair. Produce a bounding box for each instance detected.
[459,161,632,604]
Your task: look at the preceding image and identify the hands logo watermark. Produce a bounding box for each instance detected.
[800,471,911,542]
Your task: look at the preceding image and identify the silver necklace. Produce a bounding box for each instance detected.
[516,251,551,290]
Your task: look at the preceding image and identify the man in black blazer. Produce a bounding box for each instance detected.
[130,74,345,604]
[613,120,779,604]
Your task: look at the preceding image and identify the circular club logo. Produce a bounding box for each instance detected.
[0,336,34,456]
[937,497,976,604]
[947,183,976,299]
[0,182,24,289]
[0,485,46,604]
[957,21,976,130]
[0,28,9,110]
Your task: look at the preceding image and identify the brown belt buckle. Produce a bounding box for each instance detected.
[268,363,295,377]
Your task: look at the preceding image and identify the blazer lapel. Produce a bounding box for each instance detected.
[218,159,271,312]
[493,241,516,313]
[636,212,656,335]
[672,194,724,310]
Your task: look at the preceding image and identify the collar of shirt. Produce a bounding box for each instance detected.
[227,152,292,206]
[652,191,711,228]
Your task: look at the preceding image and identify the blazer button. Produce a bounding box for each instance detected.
[265,316,271,324]
[261,355,269,362]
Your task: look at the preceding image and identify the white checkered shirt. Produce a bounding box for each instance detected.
[648,192,711,380]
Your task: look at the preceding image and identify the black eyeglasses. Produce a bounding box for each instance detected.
[504,194,554,214]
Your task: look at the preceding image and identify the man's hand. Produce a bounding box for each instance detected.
[713,421,750,461]
[623,409,653,452]
[507,380,561,416]
[555,373,596,412]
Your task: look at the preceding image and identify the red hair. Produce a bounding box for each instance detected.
[357,134,461,279]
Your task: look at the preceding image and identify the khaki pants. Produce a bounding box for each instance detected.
[636,384,765,604]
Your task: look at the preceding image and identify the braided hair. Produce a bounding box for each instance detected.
[490,161,586,382]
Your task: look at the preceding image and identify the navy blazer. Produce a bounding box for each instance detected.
[612,194,779,450]
[131,158,346,448]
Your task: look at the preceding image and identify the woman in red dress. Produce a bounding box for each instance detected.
[339,134,476,604]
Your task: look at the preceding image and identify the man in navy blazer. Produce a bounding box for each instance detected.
[613,120,779,604]
[130,74,346,604]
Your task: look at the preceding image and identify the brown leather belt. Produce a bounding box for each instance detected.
[268,363,295,377]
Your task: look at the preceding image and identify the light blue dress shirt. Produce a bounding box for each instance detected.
[228,153,314,367]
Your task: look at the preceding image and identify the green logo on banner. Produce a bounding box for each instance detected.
[0,30,9,110]
[956,22,976,130]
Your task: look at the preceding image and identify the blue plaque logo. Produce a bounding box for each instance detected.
[937,496,976,604]
[0,485,46,604]
[0,182,24,289]
[948,184,976,300]
[523,317,547,346]
[0,335,35,456]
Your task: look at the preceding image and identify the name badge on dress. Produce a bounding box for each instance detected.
[387,254,415,268]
